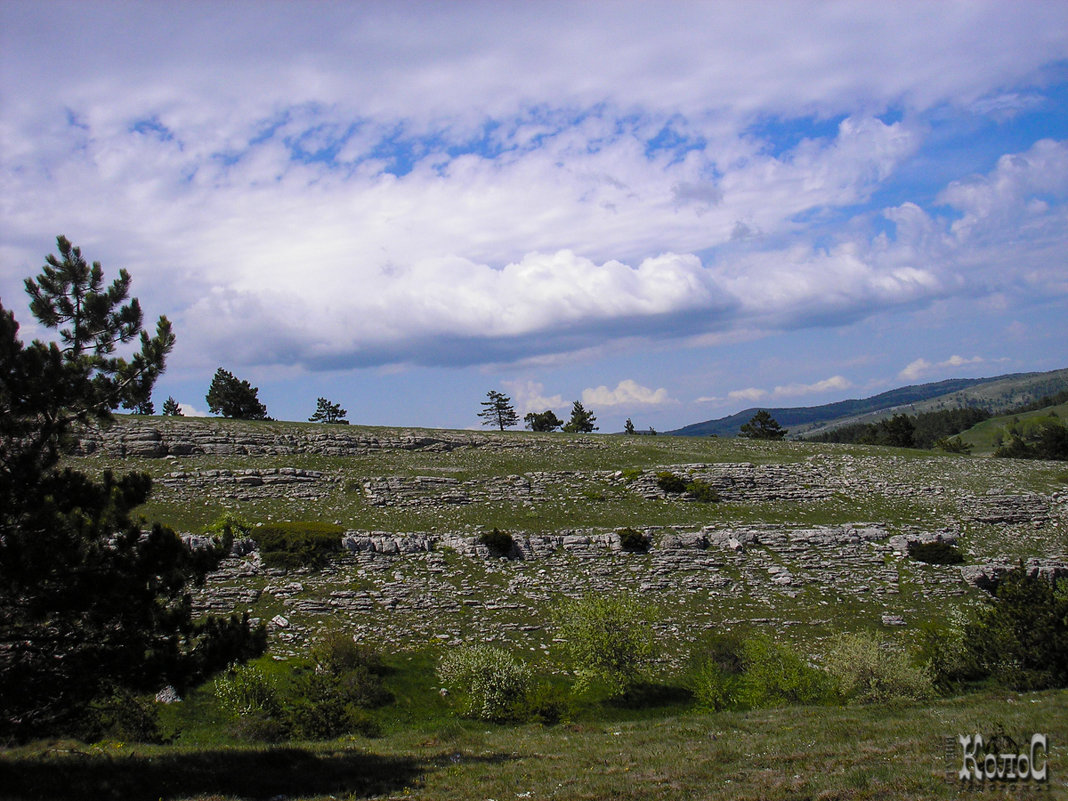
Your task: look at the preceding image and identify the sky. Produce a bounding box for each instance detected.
[2,1,1067,433]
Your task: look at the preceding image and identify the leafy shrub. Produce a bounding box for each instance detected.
[656,472,687,494]
[77,690,164,743]
[438,644,531,721]
[310,631,387,679]
[617,527,648,553]
[691,661,739,711]
[287,671,383,739]
[685,480,720,503]
[689,631,746,711]
[915,618,983,695]
[214,663,283,718]
[512,680,573,725]
[734,635,833,709]
[620,468,643,483]
[250,521,345,568]
[287,633,390,738]
[907,540,964,565]
[964,568,1068,690]
[478,528,514,557]
[823,631,933,704]
[556,593,656,698]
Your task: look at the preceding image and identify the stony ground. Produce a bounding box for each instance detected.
[72,417,1068,663]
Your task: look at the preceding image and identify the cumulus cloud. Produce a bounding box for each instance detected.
[582,380,673,407]
[899,355,985,382]
[773,376,853,397]
[728,388,769,403]
[503,380,566,415]
[0,2,1065,379]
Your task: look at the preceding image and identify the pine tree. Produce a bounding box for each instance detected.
[739,410,787,440]
[161,396,183,416]
[563,400,598,433]
[624,418,636,434]
[1,237,263,740]
[309,396,348,424]
[206,368,268,419]
[524,409,563,432]
[478,390,518,430]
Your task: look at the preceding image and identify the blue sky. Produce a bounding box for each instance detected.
[2,1,1066,432]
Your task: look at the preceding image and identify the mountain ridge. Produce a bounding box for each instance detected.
[667,368,1068,438]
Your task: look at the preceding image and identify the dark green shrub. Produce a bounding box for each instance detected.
[617,527,648,553]
[250,521,345,568]
[310,631,387,679]
[916,620,983,695]
[908,540,964,565]
[656,472,686,494]
[685,480,720,503]
[288,633,390,738]
[479,528,514,557]
[77,690,165,743]
[964,568,1068,690]
[512,680,573,725]
[287,671,383,739]
[691,661,739,711]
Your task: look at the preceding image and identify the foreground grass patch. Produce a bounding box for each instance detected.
[3,689,1064,800]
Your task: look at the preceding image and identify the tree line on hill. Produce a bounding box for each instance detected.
[808,397,1068,460]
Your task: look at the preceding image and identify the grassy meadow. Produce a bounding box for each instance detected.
[3,416,1067,800]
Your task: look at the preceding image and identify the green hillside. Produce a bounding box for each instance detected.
[959,401,1068,455]
[669,367,1068,438]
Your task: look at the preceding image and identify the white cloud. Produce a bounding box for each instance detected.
[176,402,210,418]
[773,376,853,397]
[728,388,769,403]
[899,355,985,382]
[0,2,1065,379]
[502,380,565,415]
[582,379,673,407]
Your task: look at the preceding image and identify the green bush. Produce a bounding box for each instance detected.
[214,663,283,719]
[734,635,833,709]
[964,568,1068,690]
[907,540,964,565]
[286,632,390,738]
[915,619,983,695]
[77,690,164,743]
[689,631,746,711]
[438,644,532,721]
[617,527,648,553]
[656,472,687,494]
[512,680,573,725]
[691,661,739,711]
[478,528,514,557]
[823,631,933,704]
[685,480,720,503]
[250,521,345,568]
[556,593,656,698]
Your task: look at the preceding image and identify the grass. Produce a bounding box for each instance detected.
[18,415,1065,799]
[3,688,1065,800]
[958,401,1068,455]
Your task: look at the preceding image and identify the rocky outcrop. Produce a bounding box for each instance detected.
[73,421,608,458]
[959,558,1068,592]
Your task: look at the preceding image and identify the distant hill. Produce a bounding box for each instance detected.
[668,368,1068,438]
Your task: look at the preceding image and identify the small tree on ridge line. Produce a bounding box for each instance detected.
[479,390,518,430]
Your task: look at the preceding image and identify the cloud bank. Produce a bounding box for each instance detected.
[1,1,1066,384]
